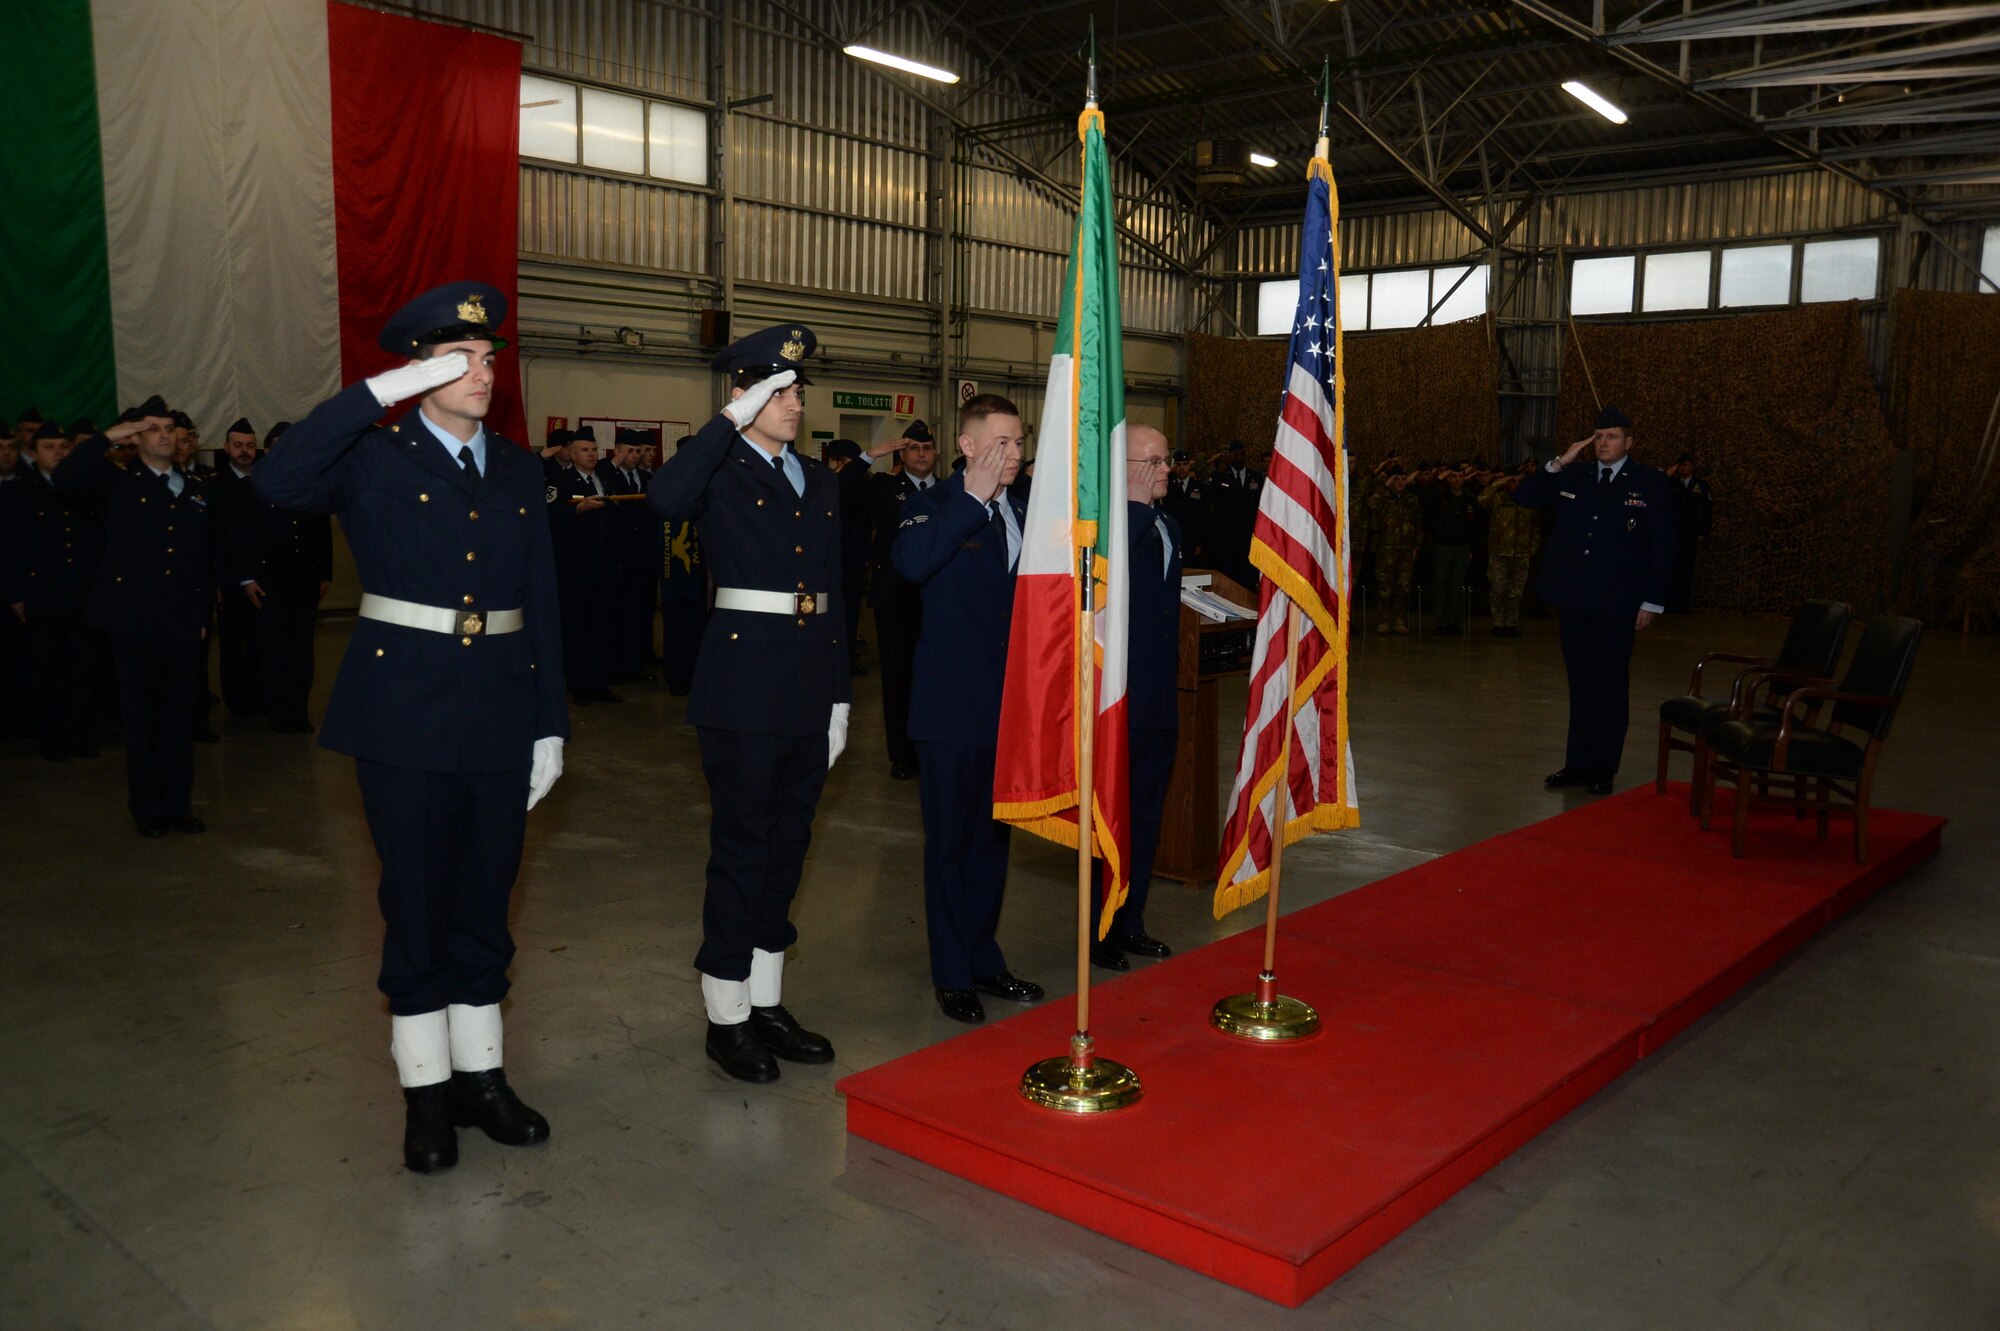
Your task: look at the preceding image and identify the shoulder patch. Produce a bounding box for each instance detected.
[546,485,559,504]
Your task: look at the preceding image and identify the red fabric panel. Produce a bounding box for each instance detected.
[326,2,525,443]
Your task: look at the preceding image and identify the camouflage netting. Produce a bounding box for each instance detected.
[1559,302,1895,616]
[1886,288,2000,627]
[1184,320,1499,474]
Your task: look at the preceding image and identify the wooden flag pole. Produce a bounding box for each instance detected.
[1212,599,1322,1041]
[1020,542,1141,1113]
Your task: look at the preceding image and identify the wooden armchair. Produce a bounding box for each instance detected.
[1655,600,1850,815]
[1702,616,1923,862]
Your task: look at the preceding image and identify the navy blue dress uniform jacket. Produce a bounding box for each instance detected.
[54,435,213,639]
[646,413,850,736]
[251,382,568,773]
[1127,500,1183,733]
[1511,459,1676,616]
[220,474,334,593]
[891,472,1024,747]
[546,467,622,574]
[867,471,928,615]
[0,473,104,617]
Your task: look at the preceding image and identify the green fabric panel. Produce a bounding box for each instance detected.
[0,0,116,425]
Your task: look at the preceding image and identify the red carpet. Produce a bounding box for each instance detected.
[837,784,1945,1307]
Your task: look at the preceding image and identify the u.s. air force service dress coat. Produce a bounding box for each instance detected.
[252,383,568,773]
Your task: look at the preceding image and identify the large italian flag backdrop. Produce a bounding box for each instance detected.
[0,0,525,441]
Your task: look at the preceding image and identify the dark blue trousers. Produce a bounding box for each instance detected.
[1096,726,1177,941]
[1558,608,1638,775]
[253,587,318,729]
[916,741,1011,989]
[694,727,826,981]
[111,632,199,821]
[355,760,528,1016]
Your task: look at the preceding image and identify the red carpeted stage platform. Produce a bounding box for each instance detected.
[837,784,1945,1308]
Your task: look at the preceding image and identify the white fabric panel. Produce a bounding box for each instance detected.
[93,0,339,435]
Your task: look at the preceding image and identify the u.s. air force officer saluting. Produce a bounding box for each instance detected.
[254,282,568,1174]
[647,325,848,1084]
[1510,405,1675,797]
[891,394,1045,1024]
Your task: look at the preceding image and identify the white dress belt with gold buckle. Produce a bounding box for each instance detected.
[714,587,829,616]
[359,592,523,636]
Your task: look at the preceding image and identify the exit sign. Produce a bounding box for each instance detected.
[832,391,917,415]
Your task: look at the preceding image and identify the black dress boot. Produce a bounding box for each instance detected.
[403,1083,458,1174]
[748,1005,834,1064]
[448,1069,550,1146]
[706,1021,779,1083]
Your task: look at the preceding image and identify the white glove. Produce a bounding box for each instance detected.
[827,702,850,770]
[366,351,469,408]
[722,370,796,430]
[527,736,564,810]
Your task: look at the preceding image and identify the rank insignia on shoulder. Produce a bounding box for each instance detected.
[546,485,558,504]
[900,514,929,527]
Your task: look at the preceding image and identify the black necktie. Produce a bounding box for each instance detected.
[988,501,1010,558]
[458,445,479,480]
[1598,465,1612,488]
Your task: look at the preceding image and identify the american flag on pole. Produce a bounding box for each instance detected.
[1214,153,1359,919]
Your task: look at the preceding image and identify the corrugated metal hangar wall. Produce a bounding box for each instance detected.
[392,0,1993,457]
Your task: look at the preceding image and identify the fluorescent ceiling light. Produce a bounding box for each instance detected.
[1248,151,1278,167]
[1561,79,1629,124]
[843,45,960,83]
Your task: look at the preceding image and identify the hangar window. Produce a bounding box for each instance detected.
[1257,263,1484,335]
[1720,243,1794,307]
[1570,255,1635,315]
[1642,251,1711,312]
[1801,238,1879,303]
[1979,224,1999,292]
[519,76,578,165]
[520,74,709,186]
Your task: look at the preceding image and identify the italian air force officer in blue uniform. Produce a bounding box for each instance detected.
[254,283,568,1174]
[1510,405,1676,797]
[647,326,848,1085]
[891,394,1045,1025]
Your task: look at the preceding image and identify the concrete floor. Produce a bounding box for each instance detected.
[3,609,1995,1329]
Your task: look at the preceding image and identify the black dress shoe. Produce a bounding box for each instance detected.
[972,971,1044,1003]
[171,816,206,834]
[571,693,593,707]
[936,988,986,1023]
[403,1083,458,1174]
[1585,774,1616,796]
[135,818,170,839]
[1111,932,1172,960]
[889,763,918,781]
[449,1068,549,1145]
[705,1021,779,1083]
[1090,941,1130,971]
[748,1005,835,1064]
[598,691,625,704]
[1544,767,1591,788]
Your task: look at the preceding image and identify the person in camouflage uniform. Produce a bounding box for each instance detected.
[1480,461,1542,635]
[1368,466,1423,634]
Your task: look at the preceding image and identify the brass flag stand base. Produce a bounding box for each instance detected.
[1020,1033,1143,1114]
[1213,605,1321,1045]
[1211,972,1321,1042]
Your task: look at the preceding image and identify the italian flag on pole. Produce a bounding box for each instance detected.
[993,106,1132,940]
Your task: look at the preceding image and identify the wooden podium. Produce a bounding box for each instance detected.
[1154,570,1256,884]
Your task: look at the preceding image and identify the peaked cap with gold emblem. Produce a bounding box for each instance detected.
[377,281,510,355]
[711,322,816,387]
